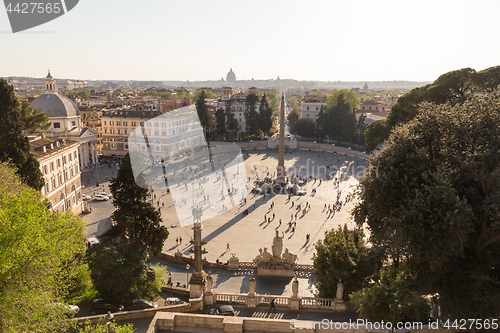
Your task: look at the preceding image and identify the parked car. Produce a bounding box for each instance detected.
[96,192,112,198]
[53,303,79,317]
[86,237,99,247]
[82,193,91,201]
[90,299,123,315]
[209,305,235,316]
[164,297,187,306]
[127,299,158,311]
[94,194,109,201]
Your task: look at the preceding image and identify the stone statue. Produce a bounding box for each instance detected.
[292,276,299,298]
[336,279,344,300]
[253,248,264,265]
[282,248,297,265]
[206,272,213,292]
[272,230,284,258]
[261,247,272,262]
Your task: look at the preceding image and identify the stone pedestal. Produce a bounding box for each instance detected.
[205,291,214,305]
[189,274,205,299]
[289,297,301,310]
[228,254,239,271]
[246,296,257,308]
[246,274,257,308]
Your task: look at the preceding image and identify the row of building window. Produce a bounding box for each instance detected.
[43,151,78,175]
[102,119,194,128]
[45,165,79,194]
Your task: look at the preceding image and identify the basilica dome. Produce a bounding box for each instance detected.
[226,68,236,82]
[31,93,80,118]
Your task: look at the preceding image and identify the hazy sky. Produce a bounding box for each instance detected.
[1,0,499,82]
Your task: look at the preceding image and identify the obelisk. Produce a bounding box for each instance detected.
[276,94,286,184]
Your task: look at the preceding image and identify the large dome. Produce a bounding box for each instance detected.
[31,93,80,118]
[226,68,236,82]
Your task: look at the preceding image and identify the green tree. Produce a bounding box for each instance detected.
[313,225,379,300]
[225,99,239,139]
[0,162,88,332]
[0,79,45,191]
[259,94,273,137]
[287,109,299,128]
[287,96,299,114]
[350,266,430,324]
[76,319,134,333]
[321,90,359,141]
[244,93,260,136]
[86,241,162,306]
[215,108,226,136]
[19,100,51,133]
[365,66,500,150]
[195,90,210,134]
[291,117,316,138]
[105,153,168,256]
[353,93,500,319]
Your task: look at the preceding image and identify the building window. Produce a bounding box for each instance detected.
[110,121,114,126]
[75,165,78,174]
[307,107,309,111]
[52,178,56,189]
[50,161,54,171]
[60,193,65,201]
[154,122,158,127]
[316,107,319,111]
[45,182,49,194]
[111,143,115,148]
[131,121,136,126]
[140,122,144,126]
[71,184,76,192]
[110,129,114,134]
[148,130,152,136]
[70,168,74,178]
[67,200,71,209]
[54,122,60,128]
[43,165,48,174]
[161,122,166,128]
[125,144,128,149]
[117,129,121,134]
[104,128,107,134]
[69,153,72,162]
[369,107,372,110]
[74,151,77,159]
[63,156,66,164]
[116,121,121,126]
[124,129,127,135]
[64,171,68,181]
[58,174,62,185]
[154,130,159,136]
[72,121,76,126]
[123,121,128,126]
[104,120,107,125]
[162,130,166,136]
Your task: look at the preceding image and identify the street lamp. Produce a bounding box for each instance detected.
[186,264,190,288]
[390,291,401,333]
[102,311,116,333]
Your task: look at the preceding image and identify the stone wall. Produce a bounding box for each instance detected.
[147,312,455,333]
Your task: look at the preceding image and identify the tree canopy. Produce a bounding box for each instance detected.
[0,79,45,190]
[259,94,273,137]
[244,93,260,136]
[105,153,168,256]
[353,92,500,319]
[0,162,88,332]
[313,225,379,300]
[195,90,210,134]
[291,117,316,138]
[364,66,500,150]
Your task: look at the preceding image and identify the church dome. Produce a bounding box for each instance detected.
[31,93,80,118]
[226,68,236,82]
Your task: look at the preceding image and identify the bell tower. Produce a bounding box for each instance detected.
[44,70,58,93]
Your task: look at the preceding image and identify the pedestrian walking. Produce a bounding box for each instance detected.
[179,236,182,244]
[176,237,179,245]
[269,298,276,312]
[279,219,282,227]
[227,243,230,251]
[273,213,275,219]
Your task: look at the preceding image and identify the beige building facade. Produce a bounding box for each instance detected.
[30,137,83,214]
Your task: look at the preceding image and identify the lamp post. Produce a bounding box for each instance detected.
[186,264,190,288]
[168,272,172,297]
[102,311,116,333]
[390,291,401,333]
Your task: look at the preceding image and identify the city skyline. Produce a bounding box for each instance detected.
[1,0,499,82]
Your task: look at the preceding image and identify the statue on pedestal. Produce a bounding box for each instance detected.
[272,230,284,258]
[292,276,299,298]
[336,279,344,301]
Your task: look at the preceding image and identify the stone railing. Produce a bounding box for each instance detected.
[294,264,314,271]
[257,295,289,307]
[215,292,247,305]
[239,261,257,269]
[300,297,334,309]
